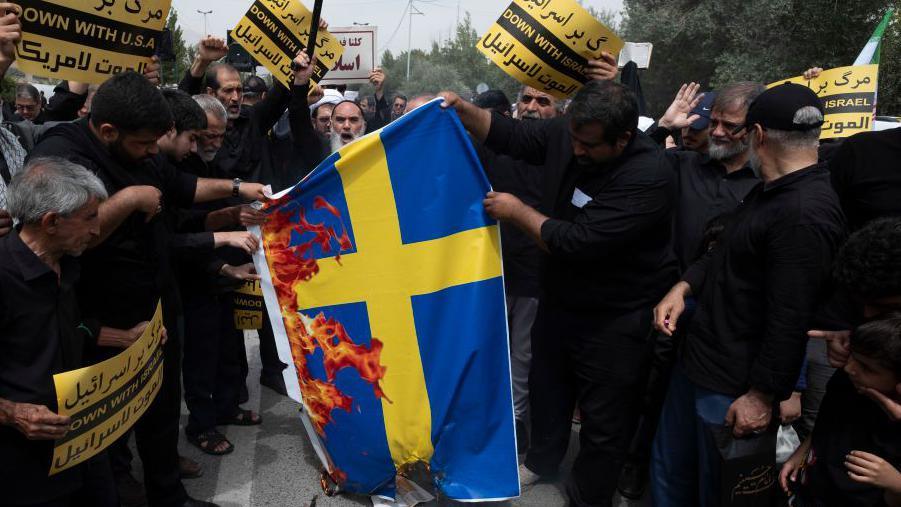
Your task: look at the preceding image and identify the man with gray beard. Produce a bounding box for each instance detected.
[617,81,764,500]
[329,101,367,153]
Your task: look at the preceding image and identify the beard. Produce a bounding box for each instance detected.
[198,147,218,162]
[519,110,541,120]
[110,138,149,166]
[708,136,749,161]
[330,128,363,153]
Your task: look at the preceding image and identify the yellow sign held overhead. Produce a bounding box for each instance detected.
[478,0,624,99]
[231,0,344,88]
[768,64,878,139]
[50,302,165,476]
[16,0,170,84]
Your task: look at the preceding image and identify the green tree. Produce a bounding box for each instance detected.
[162,8,192,85]
[360,13,521,103]
[622,1,901,116]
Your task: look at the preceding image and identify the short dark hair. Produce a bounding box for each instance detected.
[90,72,173,135]
[569,81,639,145]
[205,63,239,91]
[713,81,765,115]
[851,313,901,377]
[393,95,407,103]
[474,89,511,116]
[161,89,207,133]
[834,217,901,300]
[16,83,40,102]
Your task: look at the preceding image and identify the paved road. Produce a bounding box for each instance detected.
[151,335,651,506]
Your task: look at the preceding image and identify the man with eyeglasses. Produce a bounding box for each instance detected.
[650,83,845,506]
[617,81,765,500]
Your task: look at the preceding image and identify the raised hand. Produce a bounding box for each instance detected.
[658,83,704,131]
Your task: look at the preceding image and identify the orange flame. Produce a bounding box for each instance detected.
[261,195,388,436]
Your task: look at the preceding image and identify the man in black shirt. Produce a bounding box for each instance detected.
[828,127,901,233]
[0,157,144,506]
[618,81,764,500]
[442,80,678,507]
[179,36,326,392]
[29,70,272,507]
[650,83,846,505]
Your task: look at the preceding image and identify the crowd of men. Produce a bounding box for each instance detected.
[0,3,900,507]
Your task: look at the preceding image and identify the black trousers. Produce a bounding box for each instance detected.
[5,451,119,507]
[525,302,654,507]
[109,307,187,507]
[183,292,244,435]
[624,298,696,466]
[256,308,286,381]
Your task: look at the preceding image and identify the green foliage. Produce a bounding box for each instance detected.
[360,13,521,103]
[162,8,192,85]
[622,1,901,116]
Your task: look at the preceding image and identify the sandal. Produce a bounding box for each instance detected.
[187,429,234,456]
[218,409,262,426]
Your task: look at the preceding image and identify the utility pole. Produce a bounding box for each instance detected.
[406,1,423,80]
[197,9,213,36]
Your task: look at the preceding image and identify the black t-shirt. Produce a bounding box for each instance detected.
[828,128,901,232]
[29,118,197,329]
[798,370,901,506]
[0,231,90,504]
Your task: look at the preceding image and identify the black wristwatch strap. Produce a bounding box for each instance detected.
[232,178,242,198]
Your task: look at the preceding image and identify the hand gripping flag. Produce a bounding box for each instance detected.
[251,99,520,501]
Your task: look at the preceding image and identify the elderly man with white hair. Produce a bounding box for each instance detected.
[0,157,158,507]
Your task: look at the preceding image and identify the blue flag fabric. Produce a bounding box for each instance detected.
[254,99,520,500]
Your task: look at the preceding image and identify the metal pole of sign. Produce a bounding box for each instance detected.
[306,0,324,61]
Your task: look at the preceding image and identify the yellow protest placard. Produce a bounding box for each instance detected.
[768,64,878,139]
[16,0,170,84]
[478,0,624,99]
[234,279,265,330]
[231,0,344,88]
[50,302,165,476]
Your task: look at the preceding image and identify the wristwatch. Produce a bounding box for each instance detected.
[232,178,242,198]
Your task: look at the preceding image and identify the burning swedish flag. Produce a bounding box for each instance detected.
[253,99,520,501]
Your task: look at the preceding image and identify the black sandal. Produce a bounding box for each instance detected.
[187,429,234,456]
[217,409,262,426]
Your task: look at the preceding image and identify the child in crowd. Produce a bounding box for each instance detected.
[781,315,901,506]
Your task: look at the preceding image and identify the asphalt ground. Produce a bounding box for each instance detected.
[131,334,650,507]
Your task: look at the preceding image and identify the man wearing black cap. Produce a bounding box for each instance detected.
[241,76,268,107]
[649,83,846,506]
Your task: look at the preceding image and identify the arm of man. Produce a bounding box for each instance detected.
[539,176,673,259]
[180,36,228,95]
[194,178,267,203]
[0,398,70,440]
[750,224,842,400]
[92,185,162,247]
[42,82,88,122]
[251,52,314,135]
[287,83,327,173]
